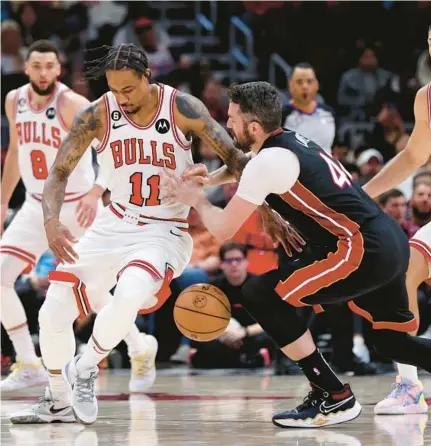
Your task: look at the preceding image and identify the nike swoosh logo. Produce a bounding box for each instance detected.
[320,395,354,414]
[112,123,127,130]
[18,109,28,113]
[170,229,182,237]
[50,406,70,414]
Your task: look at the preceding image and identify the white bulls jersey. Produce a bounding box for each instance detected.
[96,84,194,220]
[14,82,95,200]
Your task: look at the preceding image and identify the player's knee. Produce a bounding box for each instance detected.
[0,254,24,288]
[39,284,79,330]
[114,268,159,310]
[371,329,404,359]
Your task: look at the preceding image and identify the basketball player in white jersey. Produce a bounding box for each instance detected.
[1,40,158,396]
[9,43,300,425]
[363,26,431,415]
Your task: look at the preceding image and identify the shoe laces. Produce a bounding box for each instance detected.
[131,354,152,377]
[297,389,327,411]
[75,373,97,403]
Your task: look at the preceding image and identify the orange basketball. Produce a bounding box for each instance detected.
[173,284,231,342]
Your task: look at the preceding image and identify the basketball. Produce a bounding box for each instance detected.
[173,284,231,342]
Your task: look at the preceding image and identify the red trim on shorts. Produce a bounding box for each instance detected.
[170,89,192,150]
[0,245,36,274]
[30,192,87,203]
[49,271,91,319]
[313,305,325,314]
[409,239,431,263]
[95,94,111,154]
[116,262,175,314]
[347,301,418,333]
[111,202,188,225]
[275,181,364,307]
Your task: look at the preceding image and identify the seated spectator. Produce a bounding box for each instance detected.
[356,148,384,186]
[224,183,278,274]
[338,46,393,120]
[1,20,26,75]
[201,78,229,123]
[404,182,431,235]
[189,242,273,368]
[364,103,410,162]
[282,63,336,154]
[379,189,407,226]
[114,17,174,78]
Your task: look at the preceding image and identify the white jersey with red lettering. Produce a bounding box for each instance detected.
[96,83,194,222]
[409,82,431,276]
[14,82,95,201]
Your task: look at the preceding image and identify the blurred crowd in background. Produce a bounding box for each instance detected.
[1,1,431,376]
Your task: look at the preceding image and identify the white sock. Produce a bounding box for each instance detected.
[7,324,39,365]
[76,336,110,375]
[124,325,148,357]
[48,372,71,407]
[397,363,419,382]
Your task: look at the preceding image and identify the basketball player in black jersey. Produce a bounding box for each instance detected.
[161,81,431,428]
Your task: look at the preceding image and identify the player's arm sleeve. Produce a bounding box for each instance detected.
[236,148,300,205]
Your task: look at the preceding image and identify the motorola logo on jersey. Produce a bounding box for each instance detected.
[46,108,56,119]
[155,119,170,134]
[111,110,121,122]
[18,98,26,107]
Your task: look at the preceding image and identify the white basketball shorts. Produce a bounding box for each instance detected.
[49,203,193,317]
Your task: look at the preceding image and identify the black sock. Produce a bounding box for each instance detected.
[296,349,344,392]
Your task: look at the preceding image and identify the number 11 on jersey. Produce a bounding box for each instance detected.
[129,173,161,206]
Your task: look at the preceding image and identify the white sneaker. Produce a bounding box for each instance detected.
[1,358,49,391]
[129,335,158,393]
[62,355,99,424]
[169,344,191,364]
[9,387,76,424]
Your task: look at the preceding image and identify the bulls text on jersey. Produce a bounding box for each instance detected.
[16,121,61,149]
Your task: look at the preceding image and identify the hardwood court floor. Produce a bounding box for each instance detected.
[1,371,430,445]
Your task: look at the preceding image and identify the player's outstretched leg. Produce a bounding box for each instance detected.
[92,296,158,393]
[375,247,428,415]
[241,275,362,428]
[63,268,160,424]
[1,255,48,392]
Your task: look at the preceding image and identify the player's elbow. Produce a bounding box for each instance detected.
[214,224,237,242]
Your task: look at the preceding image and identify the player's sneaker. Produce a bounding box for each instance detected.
[272,383,362,428]
[129,334,158,393]
[374,376,428,415]
[9,387,75,424]
[62,355,98,424]
[0,358,49,391]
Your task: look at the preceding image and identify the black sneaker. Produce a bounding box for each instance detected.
[272,383,362,428]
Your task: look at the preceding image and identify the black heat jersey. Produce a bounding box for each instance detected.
[262,129,382,247]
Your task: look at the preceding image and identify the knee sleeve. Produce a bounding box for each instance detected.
[114,268,159,310]
[241,274,307,348]
[39,283,79,370]
[1,255,31,329]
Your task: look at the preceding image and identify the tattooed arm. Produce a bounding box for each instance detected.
[42,99,105,263]
[174,92,249,179]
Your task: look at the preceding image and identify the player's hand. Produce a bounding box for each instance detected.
[220,326,247,349]
[259,205,306,257]
[180,164,209,186]
[0,203,8,234]
[160,169,205,206]
[76,191,99,228]
[44,219,78,264]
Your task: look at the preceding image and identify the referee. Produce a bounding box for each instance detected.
[282,63,336,154]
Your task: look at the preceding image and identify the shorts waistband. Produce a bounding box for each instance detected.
[109,202,189,230]
[29,192,87,203]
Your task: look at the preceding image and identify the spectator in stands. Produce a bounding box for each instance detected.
[224,183,278,275]
[201,78,229,123]
[379,189,407,226]
[283,63,336,154]
[356,148,384,185]
[338,46,392,120]
[189,242,273,368]
[408,182,431,228]
[1,20,26,75]
[364,103,410,162]
[413,171,431,189]
[16,2,40,47]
